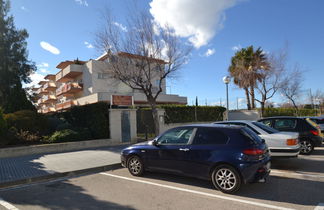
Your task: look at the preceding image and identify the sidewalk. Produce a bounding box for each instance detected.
[0,145,128,189]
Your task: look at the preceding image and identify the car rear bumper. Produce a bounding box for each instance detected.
[269,147,300,157]
[240,157,271,183]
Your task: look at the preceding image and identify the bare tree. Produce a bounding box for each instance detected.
[280,65,303,114]
[254,50,286,116]
[95,10,191,135]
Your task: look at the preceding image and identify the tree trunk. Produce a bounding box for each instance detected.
[148,99,160,136]
[250,86,256,109]
[244,87,251,110]
[260,101,265,117]
[291,100,299,116]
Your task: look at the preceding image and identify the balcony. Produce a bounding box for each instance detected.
[55,100,76,111]
[43,107,56,113]
[39,87,48,95]
[56,82,83,96]
[56,64,83,82]
[43,82,56,91]
[43,94,57,103]
[37,98,48,105]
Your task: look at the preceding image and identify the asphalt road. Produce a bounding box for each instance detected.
[0,147,324,210]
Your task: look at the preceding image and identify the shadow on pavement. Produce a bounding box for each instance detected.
[0,180,135,210]
[139,171,323,207]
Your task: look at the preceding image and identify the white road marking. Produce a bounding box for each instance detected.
[314,203,324,210]
[271,170,324,180]
[100,172,295,210]
[0,198,19,210]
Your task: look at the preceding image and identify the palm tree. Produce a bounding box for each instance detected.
[229,46,269,110]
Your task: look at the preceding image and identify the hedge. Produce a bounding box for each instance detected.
[54,102,110,139]
[0,108,7,140]
[262,108,318,117]
[162,105,226,124]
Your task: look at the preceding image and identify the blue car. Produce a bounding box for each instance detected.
[121,124,271,193]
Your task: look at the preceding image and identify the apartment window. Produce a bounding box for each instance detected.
[98,73,109,79]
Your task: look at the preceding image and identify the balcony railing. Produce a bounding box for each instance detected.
[37,98,48,105]
[56,64,83,82]
[56,82,83,96]
[43,107,56,113]
[43,82,56,91]
[55,100,76,111]
[43,94,57,102]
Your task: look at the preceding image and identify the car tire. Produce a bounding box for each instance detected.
[300,139,314,155]
[127,155,144,176]
[211,165,241,194]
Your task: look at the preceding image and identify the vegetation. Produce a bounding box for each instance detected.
[95,9,191,135]
[262,108,317,117]
[0,0,36,113]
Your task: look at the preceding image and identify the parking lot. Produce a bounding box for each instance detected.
[0,146,323,210]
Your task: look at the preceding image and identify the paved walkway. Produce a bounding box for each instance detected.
[0,145,127,187]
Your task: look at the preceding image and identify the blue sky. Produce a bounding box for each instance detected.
[10,0,324,109]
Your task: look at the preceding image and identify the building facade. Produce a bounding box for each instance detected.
[33,52,187,113]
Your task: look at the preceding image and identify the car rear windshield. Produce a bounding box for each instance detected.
[311,118,324,125]
[252,122,279,134]
[240,127,264,145]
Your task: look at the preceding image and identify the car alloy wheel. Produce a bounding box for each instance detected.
[127,156,144,176]
[300,140,314,155]
[212,165,241,194]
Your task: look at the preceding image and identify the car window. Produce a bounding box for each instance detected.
[158,127,194,145]
[252,122,279,134]
[192,127,228,145]
[274,119,297,130]
[260,119,272,127]
[241,127,264,145]
[227,122,261,135]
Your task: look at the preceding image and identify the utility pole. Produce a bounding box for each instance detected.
[236,97,239,110]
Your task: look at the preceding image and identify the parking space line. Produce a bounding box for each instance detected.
[0,198,19,210]
[314,203,324,210]
[100,172,295,210]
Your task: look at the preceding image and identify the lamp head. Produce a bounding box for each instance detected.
[223,76,231,84]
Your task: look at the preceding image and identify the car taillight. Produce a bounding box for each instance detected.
[310,130,319,136]
[286,139,298,145]
[243,149,265,155]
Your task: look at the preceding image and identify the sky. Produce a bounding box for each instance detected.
[9,0,324,109]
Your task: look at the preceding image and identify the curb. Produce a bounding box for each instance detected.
[0,163,123,190]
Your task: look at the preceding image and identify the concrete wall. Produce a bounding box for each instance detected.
[0,139,128,159]
[228,110,261,121]
[109,109,137,143]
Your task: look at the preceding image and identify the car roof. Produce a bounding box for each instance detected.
[181,123,243,130]
[215,120,254,123]
[259,116,303,120]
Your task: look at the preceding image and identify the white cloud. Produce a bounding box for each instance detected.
[37,62,49,68]
[74,0,88,6]
[24,72,45,88]
[113,22,127,32]
[39,68,49,73]
[204,48,215,57]
[84,41,94,49]
[40,41,60,55]
[231,44,242,51]
[21,6,29,12]
[150,0,238,48]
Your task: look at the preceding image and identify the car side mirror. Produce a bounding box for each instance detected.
[152,139,159,146]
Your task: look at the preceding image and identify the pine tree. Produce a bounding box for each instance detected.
[0,0,36,113]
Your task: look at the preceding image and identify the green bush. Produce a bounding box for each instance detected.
[0,108,8,144]
[262,108,317,117]
[44,129,79,143]
[4,110,49,135]
[161,105,226,124]
[55,102,109,139]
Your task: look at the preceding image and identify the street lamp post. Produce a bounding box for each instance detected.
[223,76,231,121]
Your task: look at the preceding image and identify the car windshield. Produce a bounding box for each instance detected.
[252,122,279,134]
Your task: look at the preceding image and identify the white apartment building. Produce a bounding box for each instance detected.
[34,52,187,113]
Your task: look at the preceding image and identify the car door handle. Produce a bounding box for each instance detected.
[179,148,189,152]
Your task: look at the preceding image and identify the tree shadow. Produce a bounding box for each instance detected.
[139,171,323,207]
[0,179,135,210]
